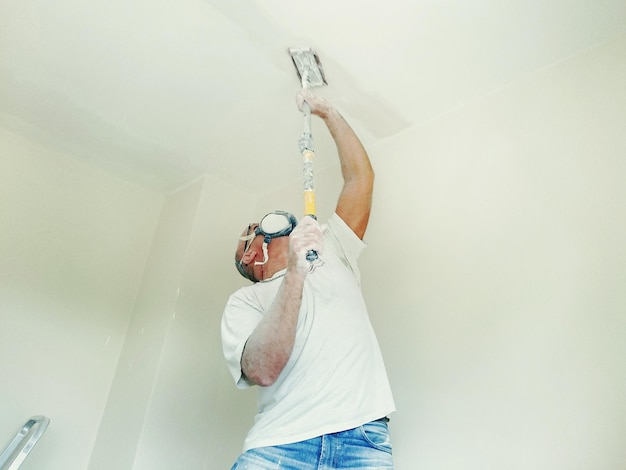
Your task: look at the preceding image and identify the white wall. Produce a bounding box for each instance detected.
[87,177,206,469]
[128,175,258,469]
[87,173,259,470]
[0,129,163,469]
[358,34,626,469]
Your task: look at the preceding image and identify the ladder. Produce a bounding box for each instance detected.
[0,416,50,470]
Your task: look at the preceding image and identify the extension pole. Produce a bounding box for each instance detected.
[288,47,327,263]
[299,87,318,262]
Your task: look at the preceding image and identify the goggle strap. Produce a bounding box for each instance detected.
[254,242,269,266]
[239,233,256,242]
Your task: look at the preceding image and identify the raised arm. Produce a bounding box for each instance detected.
[298,90,375,239]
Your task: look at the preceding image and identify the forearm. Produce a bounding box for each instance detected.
[240,269,306,386]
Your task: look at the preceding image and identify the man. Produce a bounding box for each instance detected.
[221,90,395,469]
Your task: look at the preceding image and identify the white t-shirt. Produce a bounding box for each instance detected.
[221,213,395,452]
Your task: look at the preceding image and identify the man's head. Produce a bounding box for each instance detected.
[234,211,297,282]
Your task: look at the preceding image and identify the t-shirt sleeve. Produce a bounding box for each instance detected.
[221,289,264,389]
[324,213,367,284]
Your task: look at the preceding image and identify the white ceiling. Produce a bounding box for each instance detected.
[2,0,625,193]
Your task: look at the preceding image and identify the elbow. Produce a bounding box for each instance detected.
[241,353,287,387]
[350,165,374,190]
[244,367,281,387]
[254,373,279,387]
[367,163,375,183]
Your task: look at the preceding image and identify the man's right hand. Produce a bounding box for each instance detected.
[288,216,323,275]
[296,89,333,119]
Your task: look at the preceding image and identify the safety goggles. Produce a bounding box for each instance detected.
[239,211,298,246]
[236,211,298,280]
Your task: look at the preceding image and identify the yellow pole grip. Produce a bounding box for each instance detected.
[302,149,316,217]
[304,190,316,217]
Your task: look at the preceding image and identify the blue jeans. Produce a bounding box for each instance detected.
[231,418,393,469]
